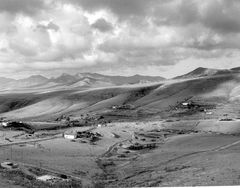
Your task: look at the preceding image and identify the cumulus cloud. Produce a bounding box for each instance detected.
[0,0,46,15]
[62,0,156,19]
[37,21,60,32]
[91,18,113,32]
[0,0,240,78]
[201,0,240,34]
[153,0,199,26]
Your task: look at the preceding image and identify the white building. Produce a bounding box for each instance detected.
[0,121,9,127]
[206,111,213,115]
[37,175,61,183]
[1,161,18,169]
[64,134,76,140]
[63,131,77,140]
[112,106,117,109]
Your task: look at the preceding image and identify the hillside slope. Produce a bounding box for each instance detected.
[174,67,235,79]
[0,73,165,92]
[0,72,240,121]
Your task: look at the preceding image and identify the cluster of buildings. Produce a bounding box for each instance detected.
[0,120,10,127]
[36,174,68,184]
[112,104,135,110]
[63,130,102,142]
[0,161,18,170]
[127,142,156,150]
[180,102,213,115]
[0,160,69,185]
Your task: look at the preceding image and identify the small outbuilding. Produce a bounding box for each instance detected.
[206,111,213,115]
[112,105,117,109]
[1,161,18,169]
[37,175,62,184]
[182,102,189,106]
[63,131,77,140]
[0,121,10,127]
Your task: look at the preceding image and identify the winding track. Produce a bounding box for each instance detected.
[0,134,62,147]
[0,126,98,186]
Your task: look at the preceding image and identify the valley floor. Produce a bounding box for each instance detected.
[1,119,240,187]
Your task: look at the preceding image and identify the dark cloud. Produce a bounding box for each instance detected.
[154,0,199,26]
[0,0,46,15]
[0,48,8,53]
[91,18,113,32]
[62,0,156,19]
[98,45,180,68]
[190,49,231,59]
[9,42,38,57]
[47,22,60,31]
[153,0,240,34]
[1,0,240,77]
[37,22,60,32]
[62,0,240,35]
[201,0,240,34]
[185,35,240,51]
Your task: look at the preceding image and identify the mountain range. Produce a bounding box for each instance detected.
[0,72,165,90]
[0,66,240,121]
[0,66,240,91]
[174,67,240,79]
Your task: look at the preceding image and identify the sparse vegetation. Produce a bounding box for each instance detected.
[1,68,240,187]
[0,168,82,188]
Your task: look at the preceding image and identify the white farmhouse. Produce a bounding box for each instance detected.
[0,121,9,127]
[63,131,77,140]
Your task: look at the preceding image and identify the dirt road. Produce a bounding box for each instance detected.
[0,134,62,148]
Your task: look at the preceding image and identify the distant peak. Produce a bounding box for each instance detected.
[174,66,234,80]
[60,73,71,77]
[231,67,240,71]
[134,74,141,76]
[195,67,207,70]
[28,75,47,79]
[21,75,48,81]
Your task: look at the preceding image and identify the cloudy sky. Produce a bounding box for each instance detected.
[0,0,240,78]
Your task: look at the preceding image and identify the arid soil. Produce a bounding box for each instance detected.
[1,74,240,187]
[1,119,240,187]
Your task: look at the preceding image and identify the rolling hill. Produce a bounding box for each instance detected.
[0,72,239,121]
[174,67,235,79]
[0,67,240,121]
[0,73,165,92]
[51,73,165,85]
[231,67,240,72]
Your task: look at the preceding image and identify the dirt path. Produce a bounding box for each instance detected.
[0,126,97,148]
[0,177,23,188]
[109,133,240,185]
[151,136,240,169]
[9,159,92,187]
[171,136,240,165]
[0,126,98,186]
[213,139,240,151]
[0,134,62,147]
[100,139,130,158]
